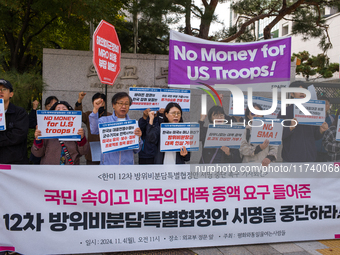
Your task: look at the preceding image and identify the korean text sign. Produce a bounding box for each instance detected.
[160,123,199,152]
[98,120,139,153]
[250,119,283,145]
[0,99,5,131]
[129,88,191,112]
[1,164,340,255]
[204,124,245,148]
[37,110,82,140]
[129,88,160,111]
[168,30,291,90]
[293,100,325,126]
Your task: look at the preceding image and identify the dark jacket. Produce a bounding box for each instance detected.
[75,103,111,162]
[146,121,190,164]
[198,120,242,164]
[277,104,323,162]
[138,115,161,159]
[0,103,29,164]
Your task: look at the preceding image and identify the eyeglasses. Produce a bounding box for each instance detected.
[168,111,181,116]
[0,88,9,93]
[116,102,130,107]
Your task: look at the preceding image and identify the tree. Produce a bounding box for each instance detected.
[0,0,128,73]
[221,0,340,51]
[292,51,339,81]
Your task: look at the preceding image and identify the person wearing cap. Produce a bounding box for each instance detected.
[0,79,29,164]
[74,91,112,165]
[89,92,143,165]
[31,101,89,165]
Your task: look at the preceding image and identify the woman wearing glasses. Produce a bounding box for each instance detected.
[146,102,190,164]
[199,105,242,164]
[239,104,277,166]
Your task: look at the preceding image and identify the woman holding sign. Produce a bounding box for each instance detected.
[146,102,190,164]
[199,105,242,164]
[31,101,89,165]
[240,104,277,167]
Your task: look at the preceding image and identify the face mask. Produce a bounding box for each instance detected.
[99,107,105,115]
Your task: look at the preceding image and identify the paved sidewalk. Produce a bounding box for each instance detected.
[83,239,340,255]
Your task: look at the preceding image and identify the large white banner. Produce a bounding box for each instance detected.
[1,164,340,255]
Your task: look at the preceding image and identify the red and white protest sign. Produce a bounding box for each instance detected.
[250,119,283,145]
[294,100,325,126]
[93,20,121,85]
[160,123,199,152]
[98,120,139,153]
[37,110,82,140]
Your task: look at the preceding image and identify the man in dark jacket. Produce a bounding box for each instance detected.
[0,79,29,164]
[277,81,328,162]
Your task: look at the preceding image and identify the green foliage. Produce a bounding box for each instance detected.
[0,70,45,111]
[225,0,340,49]
[0,0,128,73]
[291,51,339,81]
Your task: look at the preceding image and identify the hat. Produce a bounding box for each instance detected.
[49,101,74,110]
[0,79,13,92]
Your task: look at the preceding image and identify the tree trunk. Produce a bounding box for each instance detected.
[198,0,218,39]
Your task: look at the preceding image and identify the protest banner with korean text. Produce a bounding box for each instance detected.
[160,123,199,152]
[204,124,245,149]
[37,110,82,140]
[294,100,325,126]
[0,99,5,131]
[169,30,291,91]
[129,88,160,111]
[98,120,139,153]
[129,88,191,112]
[250,119,283,145]
[159,89,190,112]
[1,164,340,255]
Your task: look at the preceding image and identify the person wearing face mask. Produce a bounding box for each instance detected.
[240,104,278,167]
[146,102,190,164]
[199,105,242,164]
[75,92,112,165]
[31,101,89,165]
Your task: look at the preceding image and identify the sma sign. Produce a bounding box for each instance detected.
[93,20,121,85]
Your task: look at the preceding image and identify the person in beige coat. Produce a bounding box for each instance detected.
[239,104,278,166]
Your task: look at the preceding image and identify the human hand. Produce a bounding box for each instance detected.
[262,157,271,167]
[134,127,142,137]
[148,110,155,125]
[34,125,42,140]
[180,146,188,157]
[260,139,270,150]
[290,118,298,131]
[77,128,85,139]
[200,114,207,122]
[220,146,230,155]
[92,98,103,114]
[78,92,86,103]
[158,108,165,115]
[320,122,328,134]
